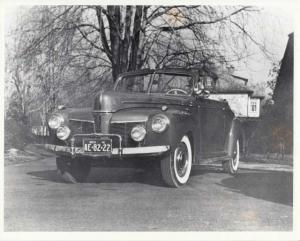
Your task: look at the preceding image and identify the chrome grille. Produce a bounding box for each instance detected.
[69,120,95,135]
[95,113,112,134]
[95,114,101,132]
[109,122,145,147]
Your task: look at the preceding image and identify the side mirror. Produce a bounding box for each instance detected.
[57,105,66,110]
[193,82,210,98]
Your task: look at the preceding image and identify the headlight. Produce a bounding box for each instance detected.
[56,125,71,140]
[151,114,169,133]
[131,125,146,142]
[48,113,64,129]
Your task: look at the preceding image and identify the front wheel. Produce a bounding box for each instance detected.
[160,135,192,187]
[56,157,91,183]
[223,139,240,175]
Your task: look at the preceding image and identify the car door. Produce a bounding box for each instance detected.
[197,97,227,158]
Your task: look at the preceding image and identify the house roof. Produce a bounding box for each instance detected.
[252,95,265,100]
[231,74,248,83]
[273,32,293,104]
[215,71,252,93]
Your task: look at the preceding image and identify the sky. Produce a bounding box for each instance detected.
[233,5,294,94]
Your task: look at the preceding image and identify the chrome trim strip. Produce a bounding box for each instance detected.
[92,111,113,113]
[44,144,170,155]
[110,119,147,123]
[122,146,170,154]
[69,118,95,123]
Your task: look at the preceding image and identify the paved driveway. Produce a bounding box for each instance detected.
[4,157,293,231]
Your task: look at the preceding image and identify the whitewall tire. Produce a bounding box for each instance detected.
[161,135,192,187]
[223,139,240,175]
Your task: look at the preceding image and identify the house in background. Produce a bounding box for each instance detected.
[270,32,294,154]
[272,32,293,124]
[203,65,264,118]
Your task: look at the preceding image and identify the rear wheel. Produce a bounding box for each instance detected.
[160,135,192,187]
[223,139,240,175]
[56,157,91,183]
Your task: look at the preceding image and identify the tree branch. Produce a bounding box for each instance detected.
[73,23,104,52]
[160,6,252,31]
[230,19,273,58]
[95,6,113,62]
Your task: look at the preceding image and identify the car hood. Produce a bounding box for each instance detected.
[94,91,195,113]
[56,107,94,122]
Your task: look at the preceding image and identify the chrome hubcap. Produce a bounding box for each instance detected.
[233,148,237,165]
[175,143,188,177]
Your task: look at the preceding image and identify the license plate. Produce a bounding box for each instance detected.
[83,138,112,153]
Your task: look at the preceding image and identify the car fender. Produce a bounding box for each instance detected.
[165,108,197,162]
[137,106,196,153]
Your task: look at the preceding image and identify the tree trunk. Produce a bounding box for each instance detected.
[120,6,133,73]
[98,6,146,81]
[107,6,121,80]
[129,6,143,71]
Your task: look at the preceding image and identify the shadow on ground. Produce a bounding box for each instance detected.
[27,166,293,206]
[218,170,293,206]
[27,170,65,183]
[27,164,222,187]
[27,167,166,187]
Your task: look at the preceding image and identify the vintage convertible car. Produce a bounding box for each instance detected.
[42,68,244,187]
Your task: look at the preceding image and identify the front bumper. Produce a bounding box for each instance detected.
[43,133,170,158]
[45,144,170,158]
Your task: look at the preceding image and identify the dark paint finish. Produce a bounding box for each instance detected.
[47,69,243,165]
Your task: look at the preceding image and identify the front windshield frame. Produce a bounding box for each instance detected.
[114,71,195,96]
[150,72,194,96]
[114,73,152,93]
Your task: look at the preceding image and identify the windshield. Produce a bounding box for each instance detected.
[115,74,151,93]
[151,73,193,95]
[115,73,193,95]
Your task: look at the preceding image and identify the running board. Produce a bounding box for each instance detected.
[195,155,232,165]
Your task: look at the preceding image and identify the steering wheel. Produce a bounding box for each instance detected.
[166,88,188,95]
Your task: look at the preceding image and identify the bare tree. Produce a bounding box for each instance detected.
[5,5,269,122]
[16,5,262,80]
[93,6,263,79]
